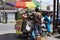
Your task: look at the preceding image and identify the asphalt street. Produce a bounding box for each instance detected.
[0,23,16,35]
[0,23,60,40]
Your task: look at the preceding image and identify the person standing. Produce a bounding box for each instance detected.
[31,12,42,40]
[44,12,51,36]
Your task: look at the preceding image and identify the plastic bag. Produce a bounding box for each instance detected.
[26,24,31,32]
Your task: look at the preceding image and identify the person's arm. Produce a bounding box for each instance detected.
[44,19,48,24]
[35,16,41,24]
[44,16,48,24]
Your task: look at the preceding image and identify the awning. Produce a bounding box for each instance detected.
[15,2,36,9]
[5,0,16,2]
[6,2,16,6]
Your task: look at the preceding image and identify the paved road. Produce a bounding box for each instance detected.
[0,33,60,40]
[0,23,60,40]
[0,23,16,35]
[47,37,60,40]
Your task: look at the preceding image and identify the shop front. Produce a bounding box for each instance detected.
[6,12,15,23]
[0,10,17,23]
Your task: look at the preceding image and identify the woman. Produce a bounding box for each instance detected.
[44,12,51,36]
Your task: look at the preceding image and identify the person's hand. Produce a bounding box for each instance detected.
[22,14,27,18]
[44,21,48,24]
[45,22,48,23]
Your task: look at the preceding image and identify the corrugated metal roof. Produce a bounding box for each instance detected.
[0,4,15,10]
[5,0,16,2]
[6,2,16,7]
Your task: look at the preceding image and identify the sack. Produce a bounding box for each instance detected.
[15,25,22,34]
[37,36,41,40]
[37,36,47,40]
[26,24,31,32]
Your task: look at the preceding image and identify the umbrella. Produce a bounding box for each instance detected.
[32,0,40,7]
[26,2,36,9]
[15,2,36,9]
[15,2,26,8]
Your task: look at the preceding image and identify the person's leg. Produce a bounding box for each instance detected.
[37,24,42,35]
[31,30,36,40]
[34,24,39,37]
[47,25,51,36]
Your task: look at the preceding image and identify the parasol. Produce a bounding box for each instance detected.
[15,1,36,9]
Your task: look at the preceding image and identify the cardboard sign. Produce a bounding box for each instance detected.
[15,19,23,34]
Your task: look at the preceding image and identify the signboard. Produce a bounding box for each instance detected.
[15,19,23,34]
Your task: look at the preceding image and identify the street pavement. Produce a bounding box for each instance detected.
[47,37,60,40]
[0,23,60,40]
[0,23,16,35]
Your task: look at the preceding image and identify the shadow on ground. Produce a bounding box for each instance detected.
[54,36,60,39]
[0,33,28,40]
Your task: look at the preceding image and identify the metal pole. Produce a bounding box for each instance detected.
[57,0,59,32]
[53,0,56,33]
[40,0,41,10]
[3,0,7,23]
[3,2,5,23]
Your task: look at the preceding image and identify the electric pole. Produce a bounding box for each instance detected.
[57,0,59,33]
[53,0,56,33]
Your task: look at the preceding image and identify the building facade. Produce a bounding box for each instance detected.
[0,2,17,23]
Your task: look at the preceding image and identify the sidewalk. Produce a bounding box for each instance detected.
[47,34,60,40]
[47,37,60,40]
[0,30,16,35]
[0,31,60,40]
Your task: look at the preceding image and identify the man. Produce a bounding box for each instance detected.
[44,12,51,36]
[34,12,42,36]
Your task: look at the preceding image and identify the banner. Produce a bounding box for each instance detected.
[16,19,23,34]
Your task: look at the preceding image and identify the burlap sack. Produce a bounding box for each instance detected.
[37,36,47,40]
